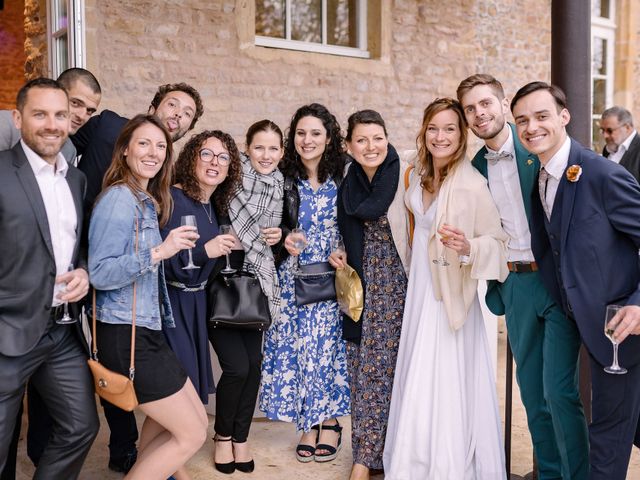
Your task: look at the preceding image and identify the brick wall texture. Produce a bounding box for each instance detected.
[0,0,27,109]
[85,0,552,152]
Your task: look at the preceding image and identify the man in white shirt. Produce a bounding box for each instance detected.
[0,78,98,479]
[600,106,640,183]
[512,81,640,480]
[457,74,588,480]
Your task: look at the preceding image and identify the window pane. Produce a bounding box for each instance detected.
[592,118,605,152]
[56,0,68,30]
[592,0,611,19]
[592,37,608,75]
[292,0,321,43]
[593,79,607,115]
[57,36,69,72]
[256,0,286,39]
[327,0,357,47]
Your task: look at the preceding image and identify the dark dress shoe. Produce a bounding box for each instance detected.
[235,459,255,473]
[108,451,137,473]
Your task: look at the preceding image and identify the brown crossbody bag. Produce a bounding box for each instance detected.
[86,215,139,411]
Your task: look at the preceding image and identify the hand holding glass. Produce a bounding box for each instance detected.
[181,215,200,270]
[219,224,237,274]
[604,304,627,374]
[57,263,76,325]
[290,228,307,256]
[433,221,450,267]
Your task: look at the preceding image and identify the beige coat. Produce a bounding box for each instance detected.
[405,158,509,330]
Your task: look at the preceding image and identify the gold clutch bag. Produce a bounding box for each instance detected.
[335,264,364,322]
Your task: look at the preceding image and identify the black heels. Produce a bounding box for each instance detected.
[295,424,320,463]
[233,439,255,473]
[213,435,235,474]
[314,420,343,463]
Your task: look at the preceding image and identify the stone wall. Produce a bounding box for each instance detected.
[83,0,552,152]
[0,0,27,109]
[24,0,47,81]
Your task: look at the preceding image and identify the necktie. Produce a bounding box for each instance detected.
[538,167,551,220]
[485,151,513,165]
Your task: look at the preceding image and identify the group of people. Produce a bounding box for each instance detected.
[0,68,640,480]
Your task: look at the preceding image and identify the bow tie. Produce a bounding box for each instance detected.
[485,151,513,165]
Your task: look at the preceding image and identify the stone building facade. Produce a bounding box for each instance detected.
[1,1,639,152]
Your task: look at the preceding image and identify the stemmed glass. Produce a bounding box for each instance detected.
[331,233,346,257]
[57,263,76,325]
[433,220,450,267]
[604,304,627,374]
[219,224,237,274]
[181,215,200,270]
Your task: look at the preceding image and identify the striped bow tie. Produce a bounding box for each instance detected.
[485,151,513,165]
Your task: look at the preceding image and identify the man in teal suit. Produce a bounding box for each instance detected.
[457,74,589,479]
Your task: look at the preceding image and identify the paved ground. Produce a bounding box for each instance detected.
[15,318,640,479]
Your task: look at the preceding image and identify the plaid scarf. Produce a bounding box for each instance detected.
[228,153,284,321]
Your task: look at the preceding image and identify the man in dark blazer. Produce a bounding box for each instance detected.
[512,81,640,480]
[601,106,640,183]
[0,79,99,478]
[458,74,588,479]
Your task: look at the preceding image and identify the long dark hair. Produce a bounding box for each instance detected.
[174,130,241,215]
[416,98,468,193]
[280,103,344,183]
[102,114,174,226]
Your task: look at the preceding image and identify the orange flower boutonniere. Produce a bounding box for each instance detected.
[566,165,582,183]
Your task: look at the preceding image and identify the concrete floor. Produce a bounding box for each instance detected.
[15,318,640,479]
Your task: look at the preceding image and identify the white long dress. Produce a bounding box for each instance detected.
[383,188,505,480]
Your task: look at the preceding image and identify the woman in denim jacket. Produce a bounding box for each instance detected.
[89,114,208,480]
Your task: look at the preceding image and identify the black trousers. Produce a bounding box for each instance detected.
[208,327,262,442]
[0,323,99,480]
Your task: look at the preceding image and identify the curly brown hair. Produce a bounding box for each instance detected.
[174,130,241,215]
[149,83,204,130]
[280,103,345,183]
[101,114,174,226]
[416,98,468,193]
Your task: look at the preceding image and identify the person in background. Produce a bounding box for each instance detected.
[384,98,508,479]
[89,114,207,480]
[333,109,411,480]
[600,106,640,182]
[260,103,350,464]
[209,120,284,474]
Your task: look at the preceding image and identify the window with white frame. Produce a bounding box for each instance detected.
[255,0,369,58]
[48,0,85,77]
[591,0,616,150]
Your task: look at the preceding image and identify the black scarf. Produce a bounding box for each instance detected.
[338,144,400,343]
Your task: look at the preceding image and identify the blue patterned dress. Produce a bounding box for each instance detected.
[260,178,351,431]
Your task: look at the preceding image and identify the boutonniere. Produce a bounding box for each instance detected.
[566,165,582,182]
[527,158,534,166]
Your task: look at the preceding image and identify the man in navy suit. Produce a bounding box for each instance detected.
[511,81,640,480]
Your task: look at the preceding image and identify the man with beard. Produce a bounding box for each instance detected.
[0,78,99,479]
[600,106,640,183]
[70,82,203,473]
[457,74,588,479]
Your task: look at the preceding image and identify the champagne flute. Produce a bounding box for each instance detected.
[57,263,76,325]
[604,304,627,374]
[219,224,237,274]
[433,220,450,267]
[181,215,200,270]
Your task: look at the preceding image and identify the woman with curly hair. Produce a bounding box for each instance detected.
[259,103,351,464]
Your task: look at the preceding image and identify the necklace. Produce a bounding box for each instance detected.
[201,202,213,223]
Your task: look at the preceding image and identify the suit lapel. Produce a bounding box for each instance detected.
[471,146,489,179]
[511,123,539,220]
[13,144,55,260]
[560,140,583,250]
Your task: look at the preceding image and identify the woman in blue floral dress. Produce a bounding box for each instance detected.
[260,103,351,464]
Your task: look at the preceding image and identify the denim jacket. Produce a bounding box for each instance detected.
[89,185,174,330]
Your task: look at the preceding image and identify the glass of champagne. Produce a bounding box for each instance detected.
[331,233,346,257]
[57,263,76,325]
[219,224,237,274]
[290,228,307,255]
[433,220,450,267]
[181,215,200,270]
[604,304,627,374]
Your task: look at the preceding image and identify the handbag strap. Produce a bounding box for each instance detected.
[91,213,138,381]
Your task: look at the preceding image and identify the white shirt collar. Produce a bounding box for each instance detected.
[486,125,515,156]
[619,130,637,153]
[542,136,571,181]
[21,139,69,177]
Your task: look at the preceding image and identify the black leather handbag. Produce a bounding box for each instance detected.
[294,262,336,306]
[207,272,271,331]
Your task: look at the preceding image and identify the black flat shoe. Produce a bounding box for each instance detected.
[232,439,255,473]
[213,435,235,474]
[295,424,320,463]
[314,420,342,463]
[108,450,137,473]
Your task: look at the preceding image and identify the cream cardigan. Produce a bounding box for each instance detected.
[405,157,509,330]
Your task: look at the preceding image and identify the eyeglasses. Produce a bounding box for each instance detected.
[599,125,627,135]
[199,148,231,166]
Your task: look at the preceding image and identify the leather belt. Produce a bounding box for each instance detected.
[507,261,538,273]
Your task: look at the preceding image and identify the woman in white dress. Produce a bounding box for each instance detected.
[383,98,509,479]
